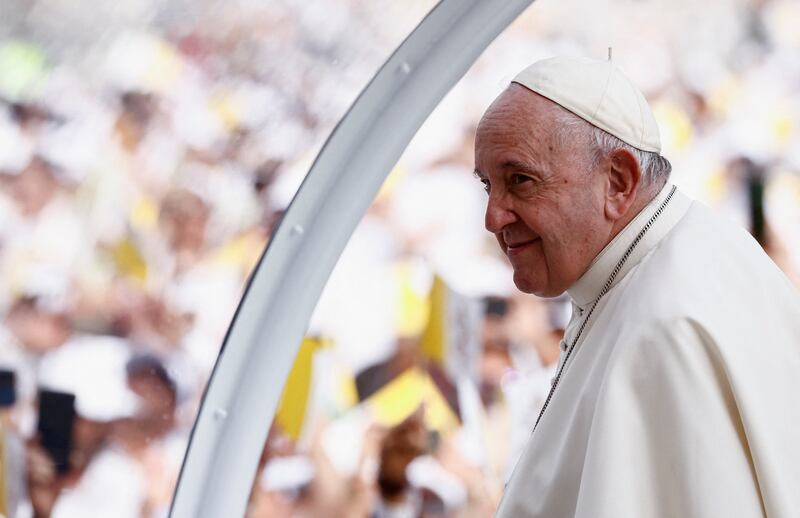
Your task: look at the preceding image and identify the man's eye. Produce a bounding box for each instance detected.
[511,174,532,185]
[480,179,490,194]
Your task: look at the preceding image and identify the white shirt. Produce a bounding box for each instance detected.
[52,448,145,518]
[496,184,800,517]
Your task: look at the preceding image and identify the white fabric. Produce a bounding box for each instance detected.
[51,448,145,518]
[502,348,556,481]
[2,425,27,518]
[407,455,468,510]
[38,335,139,421]
[512,56,661,153]
[496,184,800,517]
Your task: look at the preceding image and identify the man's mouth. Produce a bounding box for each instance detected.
[505,238,538,256]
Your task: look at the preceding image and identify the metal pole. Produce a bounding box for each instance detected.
[169,0,534,516]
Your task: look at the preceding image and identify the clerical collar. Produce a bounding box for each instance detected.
[567,183,692,308]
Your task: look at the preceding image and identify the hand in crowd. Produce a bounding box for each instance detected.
[25,440,60,518]
[377,408,428,505]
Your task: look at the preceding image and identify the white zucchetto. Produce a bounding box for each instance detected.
[512,56,661,153]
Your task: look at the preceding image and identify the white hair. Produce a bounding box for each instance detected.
[555,110,672,191]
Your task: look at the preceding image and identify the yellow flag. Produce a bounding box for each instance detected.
[392,261,431,338]
[110,238,148,283]
[419,276,446,364]
[275,337,326,441]
[365,367,458,432]
[0,427,7,517]
[419,275,482,381]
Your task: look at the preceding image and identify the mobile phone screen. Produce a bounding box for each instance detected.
[37,388,76,474]
[0,369,15,407]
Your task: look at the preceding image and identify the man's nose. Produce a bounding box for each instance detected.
[485,193,516,234]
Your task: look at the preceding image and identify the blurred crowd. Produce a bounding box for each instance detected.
[0,0,799,517]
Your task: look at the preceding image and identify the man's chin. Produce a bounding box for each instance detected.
[512,272,542,295]
[513,272,565,298]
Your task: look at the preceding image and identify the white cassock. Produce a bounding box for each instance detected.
[496,183,800,517]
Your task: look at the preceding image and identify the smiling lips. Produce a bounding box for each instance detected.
[505,238,539,256]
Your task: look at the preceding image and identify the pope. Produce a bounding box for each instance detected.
[473,55,800,517]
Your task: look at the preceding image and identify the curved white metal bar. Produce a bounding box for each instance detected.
[169,1,534,516]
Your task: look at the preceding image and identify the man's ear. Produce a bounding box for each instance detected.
[604,148,641,221]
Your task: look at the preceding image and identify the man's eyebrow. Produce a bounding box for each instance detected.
[500,160,540,176]
[473,169,486,180]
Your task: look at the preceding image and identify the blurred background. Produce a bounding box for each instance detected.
[0,0,798,516]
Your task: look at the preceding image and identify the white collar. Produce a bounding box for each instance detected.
[567,183,691,308]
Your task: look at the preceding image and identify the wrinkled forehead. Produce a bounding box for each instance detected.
[475,85,562,159]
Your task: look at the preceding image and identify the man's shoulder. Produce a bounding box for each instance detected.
[603,200,796,347]
[605,200,800,363]
[626,200,786,303]
[610,204,719,318]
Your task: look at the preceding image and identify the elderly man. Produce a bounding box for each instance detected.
[474,56,800,517]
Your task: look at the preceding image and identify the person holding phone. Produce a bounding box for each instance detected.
[1,369,27,518]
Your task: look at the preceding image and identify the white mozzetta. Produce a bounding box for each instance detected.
[497,185,800,517]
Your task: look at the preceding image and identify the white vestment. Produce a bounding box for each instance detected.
[496,184,800,518]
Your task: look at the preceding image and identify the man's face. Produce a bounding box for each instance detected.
[474,85,611,297]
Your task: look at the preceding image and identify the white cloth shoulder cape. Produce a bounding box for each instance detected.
[496,185,800,518]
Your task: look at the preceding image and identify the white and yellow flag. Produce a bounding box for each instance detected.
[419,275,483,383]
